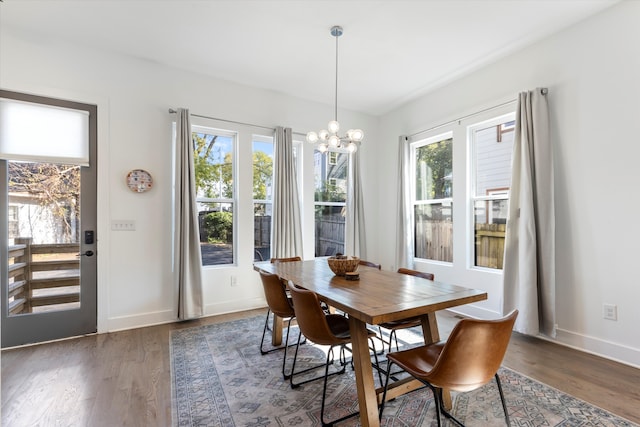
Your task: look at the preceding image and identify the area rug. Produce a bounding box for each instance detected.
[171,315,637,426]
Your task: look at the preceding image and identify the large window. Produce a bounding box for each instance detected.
[412,134,453,262]
[470,114,515,269]
[252,135,273,262]
[314,149,348,257]
[192,126,236,266]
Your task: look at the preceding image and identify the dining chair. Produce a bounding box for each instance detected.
[377,268,435,353]
[379,310,518,426]
[358,260,381,269]
[270,256,302,263]
[258,271,300,380]
[287,281,383,426]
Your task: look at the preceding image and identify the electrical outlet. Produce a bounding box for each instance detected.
[603,304,617,321]
[111,220,136,231]
[230,276,237,287]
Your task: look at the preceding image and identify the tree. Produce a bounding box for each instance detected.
[192,133,233,199]
[416,138,452,200]
[8,161,80,243]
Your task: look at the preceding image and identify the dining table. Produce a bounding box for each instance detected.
[253,258,487,427]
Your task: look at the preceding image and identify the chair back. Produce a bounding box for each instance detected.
[397,267,434,281]
[286,281,339,346]
[259,271,294,318]
[427,310,518,392]
[359,260,381,270]
[270,256,302,263]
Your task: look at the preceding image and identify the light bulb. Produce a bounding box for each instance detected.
[328,134,340,147]
[318,129,329,141]
[347,142,358,153]
[350,129,364,142]
[328,120,340,134]
[318,143,329,153]
[306,131,319,143]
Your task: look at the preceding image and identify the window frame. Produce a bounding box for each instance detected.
[410,131,454,264]
[191,124,238,268]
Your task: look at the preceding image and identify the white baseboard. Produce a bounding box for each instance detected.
[204,297,266,316]
[106,309,176,332]
[552,327,640,369]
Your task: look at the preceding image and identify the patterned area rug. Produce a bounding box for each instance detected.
[171,315,637,426]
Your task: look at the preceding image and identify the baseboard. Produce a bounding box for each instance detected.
[204,297,266,316]
[552,327,640,369]
[106,309,176,332]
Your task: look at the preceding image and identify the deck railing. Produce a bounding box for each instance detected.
[7,238,80,315]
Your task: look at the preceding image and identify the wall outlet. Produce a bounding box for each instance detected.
[603,304,617,321]
[111,220,136,231]
[230,276,237,287]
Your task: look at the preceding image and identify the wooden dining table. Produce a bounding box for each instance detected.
[253,258,487,427]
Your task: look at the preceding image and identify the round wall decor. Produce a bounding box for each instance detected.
[126,169,153,193]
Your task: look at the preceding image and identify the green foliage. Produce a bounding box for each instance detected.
[314,180,346,203]
[192,133,233,199]
[252,150,272,201]
[202,211,233,243]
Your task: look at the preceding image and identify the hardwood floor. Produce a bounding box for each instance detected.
[2,309,639,426]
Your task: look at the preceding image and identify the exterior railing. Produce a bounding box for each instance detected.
[7,238,80,315]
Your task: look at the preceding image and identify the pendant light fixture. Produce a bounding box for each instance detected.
[306,25,363,153]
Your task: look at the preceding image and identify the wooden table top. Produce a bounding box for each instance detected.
[254,258,487,325]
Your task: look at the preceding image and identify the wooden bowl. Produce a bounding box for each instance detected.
[327,256,360,276]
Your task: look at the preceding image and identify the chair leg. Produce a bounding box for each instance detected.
[378,360,394,420]
[495,373,511,426]
[320,345,361,427]
[289,335,345,389]
[436,385,465,427]
[260,310,299,356]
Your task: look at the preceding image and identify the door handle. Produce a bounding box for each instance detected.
[77,250,95,257]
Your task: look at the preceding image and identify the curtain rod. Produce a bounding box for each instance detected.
[407,88,548,139]
[168,108,307,137]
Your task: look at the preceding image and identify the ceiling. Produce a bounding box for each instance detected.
[0,0,619,116]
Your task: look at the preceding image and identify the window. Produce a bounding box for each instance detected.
[314,149,348,257]
[192,126,236,266]
[470,114,515,269]
[412,134,453,262]
[252,135,273,262]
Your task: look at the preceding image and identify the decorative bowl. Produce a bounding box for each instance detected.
[327,256,360,276]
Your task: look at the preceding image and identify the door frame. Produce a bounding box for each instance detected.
[1,89,98,347]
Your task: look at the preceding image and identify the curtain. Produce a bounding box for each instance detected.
[396,136,415,270]
[174,108,204,320]
[345,147,366,258]
[502,88,555,337]
[271,126,303,258]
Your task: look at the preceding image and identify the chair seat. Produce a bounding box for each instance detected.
[327,314,378,340]
[378,317,421,330]
[386,342,445,381]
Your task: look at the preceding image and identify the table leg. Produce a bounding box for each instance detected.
[349,316,380,427]
[420,312,452,409]
[271,314,283,346]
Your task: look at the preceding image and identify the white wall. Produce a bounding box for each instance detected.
[377,1,640,367]
[0,30,379,332]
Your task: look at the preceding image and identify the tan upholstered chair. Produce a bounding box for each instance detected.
[358,260,381,269]
[287,281,382,426]
[258,271,299,379]
[377,268,435,352]
[379,310,519,426]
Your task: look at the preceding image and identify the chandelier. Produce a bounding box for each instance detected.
[306,25,363,153]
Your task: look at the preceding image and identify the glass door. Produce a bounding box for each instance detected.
[1,90,97,347]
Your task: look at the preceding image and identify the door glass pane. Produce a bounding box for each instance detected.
[414,202,452,262]
[314,149,348,257]
[253,138,273,262]
[7,160,81,315]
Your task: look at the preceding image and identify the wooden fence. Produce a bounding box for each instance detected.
[415,220,506,268]
[316,214,344,257]
[7,237,80,315]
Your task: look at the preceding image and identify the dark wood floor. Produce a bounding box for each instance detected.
[2,309,639,426]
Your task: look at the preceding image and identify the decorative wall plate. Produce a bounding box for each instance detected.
[126,169,153,193]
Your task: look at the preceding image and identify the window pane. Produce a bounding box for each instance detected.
[315,205,344,257]
[193,132,234,199]
[474,199,507,269]
[473,122,514,196]
[192,128,235,267]
[414,203,452,262]
[415,138,452,201]
[314,149,348,257]
[253,138,273,261]
[314,150,347,203]
[197,202,234,266]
